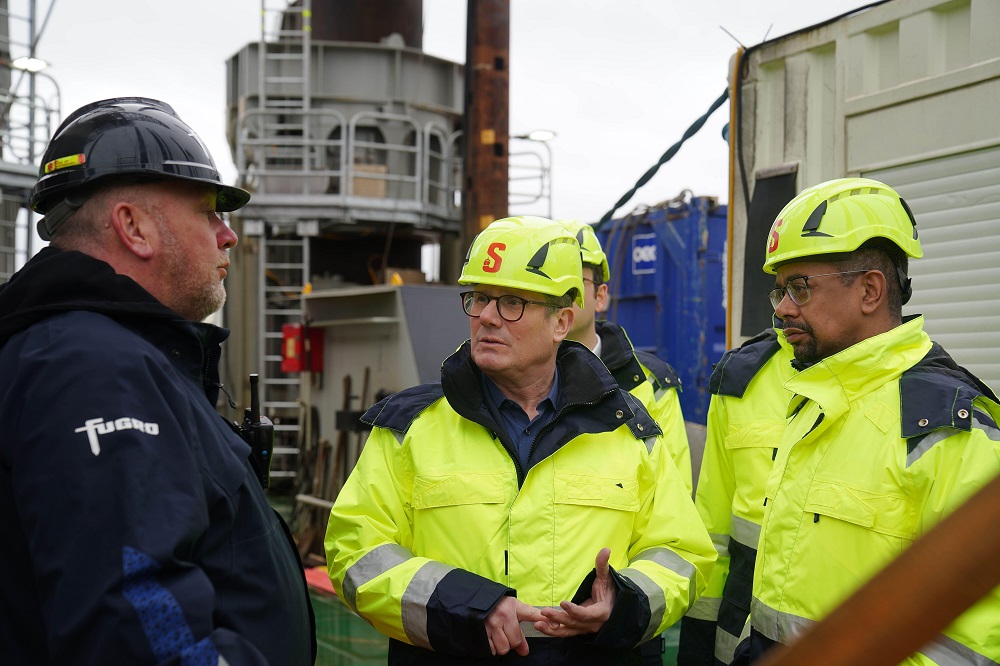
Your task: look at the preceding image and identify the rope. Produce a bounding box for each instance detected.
[597,87,729,228]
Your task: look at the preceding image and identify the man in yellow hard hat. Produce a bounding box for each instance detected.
[735,178,1000,664]
[561,219,693,494]
[326,216,715,665]
[677,325,795,666]
[560,219,695,665]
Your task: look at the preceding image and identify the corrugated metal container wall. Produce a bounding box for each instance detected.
[870,148,1000,389]
[598,196,728,424]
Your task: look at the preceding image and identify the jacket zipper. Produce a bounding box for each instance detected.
[524,389,619,476]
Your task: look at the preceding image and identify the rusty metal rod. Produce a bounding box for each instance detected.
[758,471,1000,666]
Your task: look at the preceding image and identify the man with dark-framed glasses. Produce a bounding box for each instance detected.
[733,178,1000,664]
[326,216,715,665]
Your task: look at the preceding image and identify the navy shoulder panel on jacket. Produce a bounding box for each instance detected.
[900,342,999,443]
[634,350,682,393]
[361,382,445,434]
[709,328,782,398]
[620,389,663,441]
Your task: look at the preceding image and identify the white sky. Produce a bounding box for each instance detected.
[14,0,869,224]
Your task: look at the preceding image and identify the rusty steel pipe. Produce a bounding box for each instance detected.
[758,471,1000,666]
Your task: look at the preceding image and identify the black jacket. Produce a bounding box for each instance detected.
[0,248,315,665]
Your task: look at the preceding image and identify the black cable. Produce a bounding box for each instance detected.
[597,88,729,229]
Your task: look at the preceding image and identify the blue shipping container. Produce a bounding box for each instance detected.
[596,196,728,424]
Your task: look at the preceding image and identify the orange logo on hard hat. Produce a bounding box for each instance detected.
[44,154,86,174]
[768,218,784,253]
[483,242,506,273]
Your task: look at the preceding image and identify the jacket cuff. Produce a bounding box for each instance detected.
[571,565,650,649]
[425,568,514,657]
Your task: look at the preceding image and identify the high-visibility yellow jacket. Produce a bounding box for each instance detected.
[596,320,692,493]
[751,316,1000,664]
[326,340,716,665]
[678,328,796,666]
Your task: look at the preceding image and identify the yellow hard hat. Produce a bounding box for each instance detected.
[763,177,922,274]
[560,219,610,282]
[459,216,584,308]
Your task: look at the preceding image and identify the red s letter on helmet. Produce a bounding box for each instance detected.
[767,219,784,254]
[483,242,506,273]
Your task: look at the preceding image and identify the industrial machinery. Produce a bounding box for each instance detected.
[222,0,465,486]
[0,0,61,282]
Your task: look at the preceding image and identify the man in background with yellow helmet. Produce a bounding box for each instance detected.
[326,216,715,665]
[677,325,796,666]
[561,220,693,495]
[559,219,693,666]
[733,178,1000,664]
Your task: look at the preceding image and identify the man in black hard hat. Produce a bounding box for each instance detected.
[0,98,315,665]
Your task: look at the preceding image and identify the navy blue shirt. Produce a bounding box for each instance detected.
[482,369,560,471]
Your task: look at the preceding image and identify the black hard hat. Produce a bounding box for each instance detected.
[30,97,251,240]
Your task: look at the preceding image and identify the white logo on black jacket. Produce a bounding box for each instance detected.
[73,417,160,455]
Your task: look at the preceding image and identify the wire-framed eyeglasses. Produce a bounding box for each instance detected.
[768,270,871,310]
[460,291,553,322]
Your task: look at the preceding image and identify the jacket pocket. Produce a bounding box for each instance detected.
[804,480,917,540]
[412,473,506,509]
[553,472,640,512]
[725,420,785,450]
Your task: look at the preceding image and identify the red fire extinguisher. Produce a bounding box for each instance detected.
[281,322,324,373]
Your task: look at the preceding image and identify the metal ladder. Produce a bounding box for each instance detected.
[256,0,313,481]
[259,0,312,177]
[258,234,309,482]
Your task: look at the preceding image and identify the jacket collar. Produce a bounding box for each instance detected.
[0,246,230,401]
[441,339,658,479]
[442,338,622,416]
[783,316,931,418]
[595,320,648,391]
[0,247,181,345]
[710,327,790,398]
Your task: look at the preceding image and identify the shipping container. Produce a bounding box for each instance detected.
[598,195,728,424]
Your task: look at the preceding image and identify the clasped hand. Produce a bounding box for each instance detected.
[484,547,616,656]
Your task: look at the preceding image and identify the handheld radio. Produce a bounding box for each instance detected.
[238,373,274,489]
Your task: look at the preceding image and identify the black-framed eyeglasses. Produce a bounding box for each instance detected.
[460,291,553,322]
[768,270,871,310]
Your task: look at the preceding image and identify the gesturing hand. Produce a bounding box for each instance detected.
[536,547,616,637]
[485,596,545,656]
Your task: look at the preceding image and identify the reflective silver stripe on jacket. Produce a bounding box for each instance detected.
[634,547,698,606]
[624,547,698,642]
[750,597,815,643]
[618,566,665,645]
[342,543,413,613]
[918,633,1000,666]
[400,560,456,649]
[685,594,721,621]
[730,515,762,550]
[972,409,1000,440]
[715,625,742,664]
[709,531,730,559]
